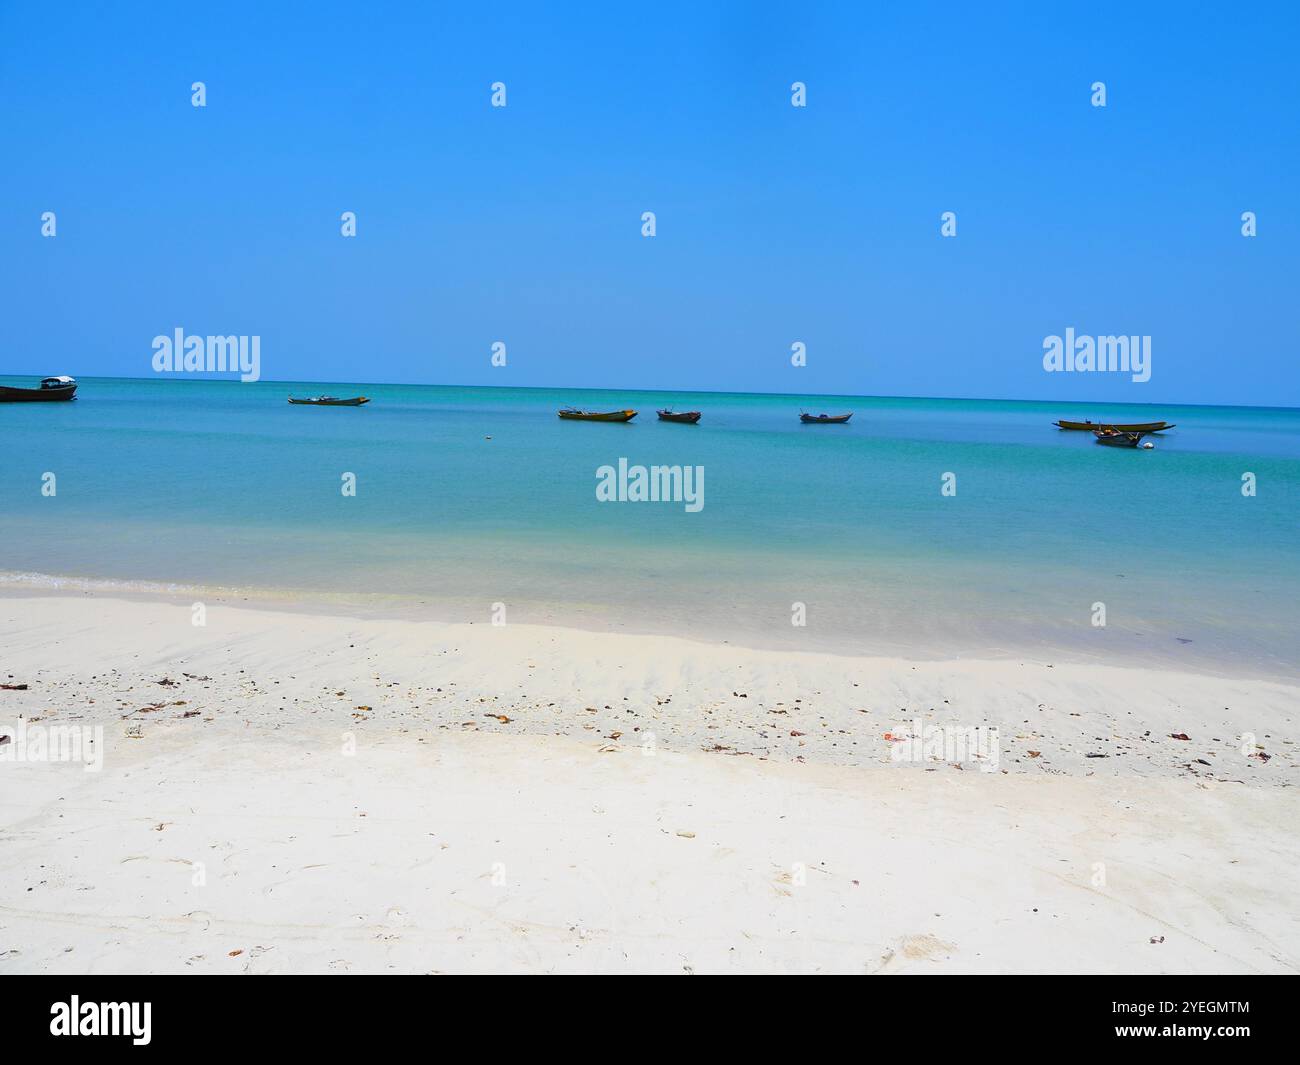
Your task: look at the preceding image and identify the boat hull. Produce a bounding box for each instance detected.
[0,384,77,402]
[1093,430,1146,447]
[1055,419,1173,432]
[800,413,852,424]
[558,409,637,422]
[657,410,701,423]
[288,397,369,406]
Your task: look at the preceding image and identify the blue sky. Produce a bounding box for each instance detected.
[1,0,1296,405]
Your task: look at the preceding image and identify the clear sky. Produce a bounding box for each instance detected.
[2,0,1296,406]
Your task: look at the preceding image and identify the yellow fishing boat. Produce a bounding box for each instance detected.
[557,408,637,422]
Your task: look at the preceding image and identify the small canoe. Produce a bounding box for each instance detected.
[558,408,637,422]
[1093,428,1151,448]
[1055,419,1174,432]
[657,410,701,424]
[288,396,370,406]
[800,412,853,424]
[0,376,77,402]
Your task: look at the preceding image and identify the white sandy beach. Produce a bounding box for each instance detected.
[1,591,1297,973]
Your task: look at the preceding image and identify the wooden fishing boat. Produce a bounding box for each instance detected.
[288,396,369,406]
[1093,428,1151,448]
[657,409,701,424]
[0,375,77,402]
[558,408,637,422]
[800,412,853,424]
[1055,419,1174,432]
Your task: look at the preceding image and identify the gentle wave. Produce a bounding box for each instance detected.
[0,570,269,599]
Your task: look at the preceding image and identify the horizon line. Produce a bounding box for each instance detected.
[3,371,1298,413]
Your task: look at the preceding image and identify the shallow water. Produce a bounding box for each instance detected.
[4,377,1298,676]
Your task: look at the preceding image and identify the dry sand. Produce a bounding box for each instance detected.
[1,592,1297,973]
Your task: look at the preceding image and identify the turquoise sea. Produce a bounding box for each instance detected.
[4,377,1298,677]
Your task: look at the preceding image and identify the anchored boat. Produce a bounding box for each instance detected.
[558,408,637,422]
[288,396,370,406]
[1055,419,1174,432]
[0,375,77,402]
[657,409,701,424]
[800,412,853,424]
[1093,428,1153,448]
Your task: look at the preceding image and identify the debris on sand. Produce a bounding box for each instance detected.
[122,702,167,718]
